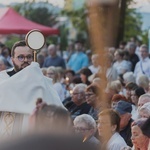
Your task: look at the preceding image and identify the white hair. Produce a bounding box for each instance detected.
[48,44,56,50]
[139,94,150,101]
[74,114,96,129]
[137,75,149,89]
[73,83,87,93]
[139,102,150,115]
[123,72,135,84]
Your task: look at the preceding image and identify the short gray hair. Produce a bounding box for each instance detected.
[74,114,96,129]
[123,72,135,84]
[140,44,148,52]
[139,94,150,101]
[137,75,149,89]
[73,83,87,93]
[139,102,150,115]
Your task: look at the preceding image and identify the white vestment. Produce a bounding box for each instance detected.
[0,62,63,137]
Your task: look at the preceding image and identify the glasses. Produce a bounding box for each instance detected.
[72,93,81,95]
[16,54,33,62]
[85,93,94,97]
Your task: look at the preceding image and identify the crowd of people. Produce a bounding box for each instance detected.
[0,37,150,150]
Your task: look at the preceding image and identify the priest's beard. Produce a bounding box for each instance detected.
[13,62,30,72]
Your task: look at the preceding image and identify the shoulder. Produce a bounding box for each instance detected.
[108,133,127,149]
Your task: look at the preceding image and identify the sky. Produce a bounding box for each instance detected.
[0,0,65,8]
[0,0,150,11]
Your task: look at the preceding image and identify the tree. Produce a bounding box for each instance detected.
[61,5,89,46]
[118,0,142,42]
[13,2,58,27]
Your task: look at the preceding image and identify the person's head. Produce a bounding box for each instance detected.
[73,114,97,140]
[55,67,65,82]
[85,84,100,107]
[91,54,99,67]
[75,41,83,51]
[1,47,11,58]
[119,41,126,50]
[65,69,75,83]
[114,100,132,130]
[137,75,149,92]
[111,94,127,109]
[72,83,87,106]
[98,109,120,139]
[108,47,116,55]
[138,94,150,110]
[11,40,33,72]
[125,82,138,101]
[0,56,9,71]
[141,117,150,138]
[131,87,145,106]
[37,54,45,68]
[46,66,58,83]
[114,49,124,61]
[106,80,122,100]
[106,52,114,67]
[127,42,136,55]
[139,102,150,119]
[123,72,135,85]
[140,44,149,59]
[80,68,92,85]
[31,98,72,134]
[48,44,57,57]
[41,68,47,76]
[131,118,149,149]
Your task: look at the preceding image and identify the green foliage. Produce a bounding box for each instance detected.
[124,7,142,41]
[5,36,21,49]
[141,30,148,45]
[61,6,88,41]
[13,2,58,27]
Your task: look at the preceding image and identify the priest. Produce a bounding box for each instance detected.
[0,40,63,137]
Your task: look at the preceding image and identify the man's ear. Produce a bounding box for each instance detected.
[111,124,117,132]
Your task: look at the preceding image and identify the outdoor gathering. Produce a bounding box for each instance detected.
[0,0,149,150]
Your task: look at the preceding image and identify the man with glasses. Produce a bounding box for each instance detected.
[66,83,91,119]
[7,40,33,76]
[0,40,63,137]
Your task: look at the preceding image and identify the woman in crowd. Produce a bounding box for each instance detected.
[141,117,150,149]
[98,109,127,150]
[46,66,65,102]
[73,114,99,145]
[111,94,128,109]
[80,68,92,85]
[88,54,101,74]
[138,102,150,118]
[131,118,149,150]
[113,49,131,76]
[137,75,149,93]
[85,84,102,120]
[125,82,138,103]
[105,80,123,102]
[131,87,145,120]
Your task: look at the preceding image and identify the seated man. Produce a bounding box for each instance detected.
[114,100,133,147]
[66,83,91,119]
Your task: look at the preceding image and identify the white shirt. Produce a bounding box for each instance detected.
[113,60,131,75]
[134,57,150,80]
[131,105,139,120]
[54,82,65,102]
[107,132,127,150]
[88,65,100,74]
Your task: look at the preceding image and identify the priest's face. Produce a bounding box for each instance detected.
[12,46,33,72]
